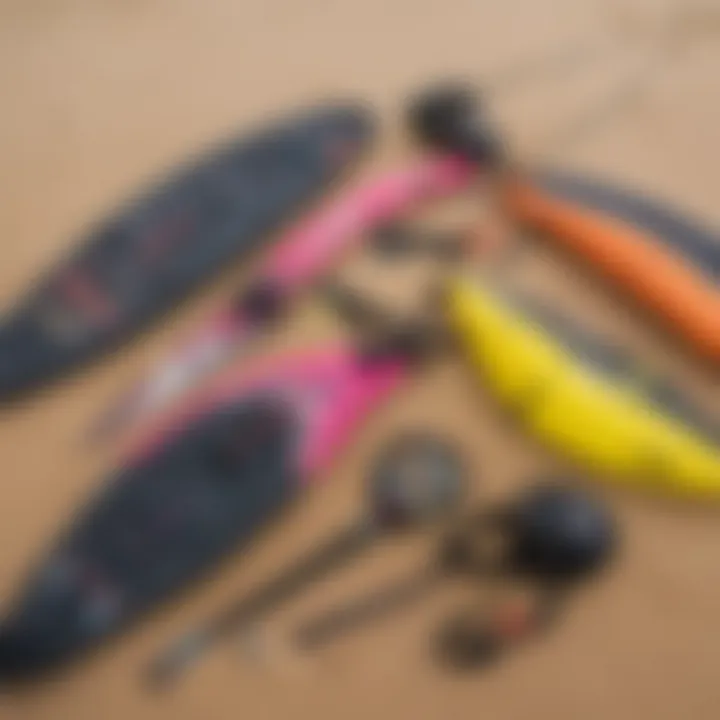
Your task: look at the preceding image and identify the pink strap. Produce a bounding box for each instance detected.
[266,155,474,288]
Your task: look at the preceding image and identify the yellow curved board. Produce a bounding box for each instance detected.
[446,277,720,499]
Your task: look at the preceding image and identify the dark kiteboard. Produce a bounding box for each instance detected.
[0,103,374,401]
[0,333,424,681]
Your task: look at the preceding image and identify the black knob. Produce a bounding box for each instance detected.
[509,483,617,581]
[407,83,505,164]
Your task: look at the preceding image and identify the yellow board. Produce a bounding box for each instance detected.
[446,277,720,499]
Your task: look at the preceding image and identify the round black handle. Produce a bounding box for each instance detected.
[407,83,506,165]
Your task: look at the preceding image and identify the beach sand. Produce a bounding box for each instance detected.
[0,2,718,718]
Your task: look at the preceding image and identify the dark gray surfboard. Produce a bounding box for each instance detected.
[0,102,374,400]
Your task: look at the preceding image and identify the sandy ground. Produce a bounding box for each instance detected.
[0,1,719,718]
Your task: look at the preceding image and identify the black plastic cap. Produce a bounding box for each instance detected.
[407,82,505,165]
[509,483,617,581]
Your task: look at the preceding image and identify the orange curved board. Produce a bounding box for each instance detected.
[506,176,720,365]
